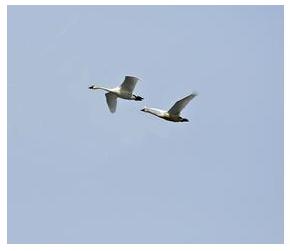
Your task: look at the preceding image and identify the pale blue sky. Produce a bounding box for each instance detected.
[8,6,283,243]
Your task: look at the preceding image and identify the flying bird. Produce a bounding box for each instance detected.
[89,76,143,113]
[141,93,197,122]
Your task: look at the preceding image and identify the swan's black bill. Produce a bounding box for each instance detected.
[135,96,143,101]
[141,108,145,112]
[88,85,95,89]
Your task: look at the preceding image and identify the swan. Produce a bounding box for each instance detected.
[141,93,197,122]
[89,76,143,113]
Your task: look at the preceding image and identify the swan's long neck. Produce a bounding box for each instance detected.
[90,85,111,92]
[146,108,165,117]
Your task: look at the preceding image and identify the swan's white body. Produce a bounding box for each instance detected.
[89,76,143,113]
[141,93,197,122]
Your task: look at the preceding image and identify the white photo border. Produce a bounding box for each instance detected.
[1,1,287,250]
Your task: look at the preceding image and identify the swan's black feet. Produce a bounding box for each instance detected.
[135,96,143,101]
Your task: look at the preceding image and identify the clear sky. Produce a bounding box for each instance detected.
[8,5,283,243]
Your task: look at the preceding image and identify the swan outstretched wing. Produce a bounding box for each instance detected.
[168,93,197,115]
[120,76,139,94]
[105,93,117,113]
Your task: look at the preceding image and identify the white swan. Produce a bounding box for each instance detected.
[89,76,143,113]
[141,93,197,122]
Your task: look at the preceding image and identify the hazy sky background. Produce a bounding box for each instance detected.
[8,6,283,243]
